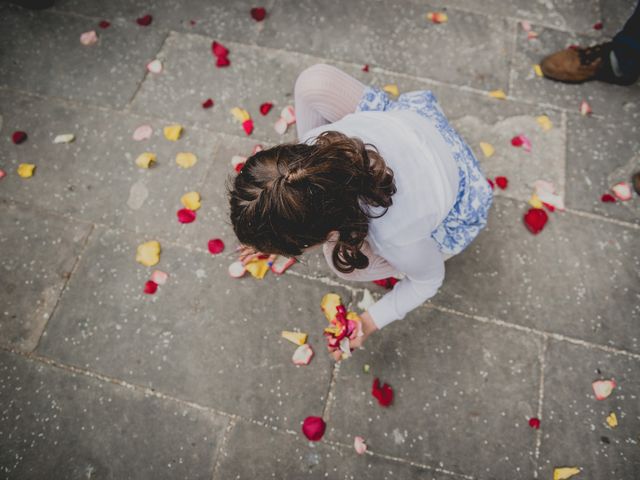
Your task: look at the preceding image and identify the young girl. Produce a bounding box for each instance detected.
[229,64,492,360]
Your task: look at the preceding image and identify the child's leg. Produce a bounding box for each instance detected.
[294,64,366,140]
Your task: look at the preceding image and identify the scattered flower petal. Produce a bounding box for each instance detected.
[136,240,161,267]
[202,98,214,109]
[520,20,532,32]
[383,84,399,97]
[250,7,266,21]
[12,131,27,144]
[302,416,326,442]
[136,14,152,26]
[242,119,254,136]
[53,134,75,144]
[354,436,367,454]
[163,124,183,141]
[177,208,196,223]
[592,379,616,400]
[208,238,225,254]
[135,152,156,169]
[533,180,565,210]
[373,277,398,289]
[593,21,603,30]
[523,208,548,235]
[216,55,230,67]
[553,467,580,480]
[362,64,369,72]
[281,106,296,125]
[271,256,296,274]
[489,89,507,100]
[80,30,98,46]
[426,12,448,23]
[252,144,263,154]
[181,191,201,210]
[0,170,5,180]
[245,258,269,278]
[98,20,110,29]
[231,107,251,123]
[320,293,342,322]
[17,163,35,178]
[259,102,273,115]
[511,134,532,152]
[479,142,494,158]
[495,176,508,189]
[529,193,543,209]
[612,182,632,201]
[372,378,394,407]
[228,261,246,278]
[529,417,541,429]
[274,117,288,135]
[292,344,314,365]
[536,115,553,131]
[527,31,539,39]
[175,152,197,168]
[605,412,618,428]
[231,155,247,173]
[533,64,543,77]
[143,280,158,294]
[150,270,168,285]
[211,41,229,57]
[363,364,370,373]
[282,331,308,345]
[601,193,616,203]
[133,124,153,141]
[488,178,495,190]
[580,100,592,116]
[146,59,162,73]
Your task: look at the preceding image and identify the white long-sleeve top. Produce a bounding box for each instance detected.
[301,109,460,329]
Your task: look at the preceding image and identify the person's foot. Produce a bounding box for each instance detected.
[540,42,635,85]
[633,171,640,196]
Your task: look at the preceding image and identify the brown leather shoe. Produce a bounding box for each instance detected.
[540,42,613,83]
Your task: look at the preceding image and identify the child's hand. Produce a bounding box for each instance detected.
[238,245,276,266]
[328,311,378,362]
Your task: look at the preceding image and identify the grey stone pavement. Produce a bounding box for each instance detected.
[0,0,639,478]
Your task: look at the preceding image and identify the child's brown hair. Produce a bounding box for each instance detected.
[228,131,396,274]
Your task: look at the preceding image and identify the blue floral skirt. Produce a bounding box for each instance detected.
[356,86,493,255]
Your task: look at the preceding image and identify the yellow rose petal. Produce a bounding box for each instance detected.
[230,107,251,123]
[163,124,183,141]
[553,467,580,480]
[489,89,507,100]
[533,64,543,77]
[479,142,495,158]
[529,193,544,209]
[176,152,197,168]
[17,163,36,178]
[383,84,399,97]
[320,293,342,322]
[606,412,618,428]
[136,240,161,267]
[135,152,156,169]
[245,258,269,279]
[281,331,308,345]
[426,12,448,23]
[180,191,201,211]
[536,115,553,131]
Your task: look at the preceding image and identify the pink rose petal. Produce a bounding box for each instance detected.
[354,436,367,454]
[0,169,5,179]
[133,124,153,141]
[146,59,162,74]
[80,30,98,46]
[228,261,246,278]
[612,182,632,201]
[150,270,168,285]
[292,344,314,365]
[274,117,288,135]
[580,100,592,116]
[281,106,296,125]
[592,379,616,400]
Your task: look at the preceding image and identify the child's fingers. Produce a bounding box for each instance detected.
[241,253,259,265]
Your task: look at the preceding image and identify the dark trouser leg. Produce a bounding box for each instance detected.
[611,0,640,81]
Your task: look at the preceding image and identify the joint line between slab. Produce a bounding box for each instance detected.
[211,417,237,480]
[532,336,548,478]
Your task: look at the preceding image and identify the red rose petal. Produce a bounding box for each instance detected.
[528,417,541,429]
[216,55,230,67]
[542,202,555,212]
[511,136,524,147]
[601,193,616,203]
[211,41,229,57]
[144,280,158,294]
[250,7,267,21]
[208,238,225,254]
[372,378,394,407]
[487,179,495,190]
[234,162,245,173]
[11,131,27,144]
[568,44,579,50]
[362,64,369,72]
[373,277,398,289]
[523,208,548,235]
[189,20,196,26]
[177,208,196,224]
[259,102,273,115]
[136,14,153,26]
[495,176,508,189]
[202,98,214,109]
[242,119,254,135]
[98,20,111,29]
[302,416,326,441]
[593,21,603,30]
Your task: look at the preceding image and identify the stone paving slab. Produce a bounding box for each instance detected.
[214,419,455,480]
[565,112,639,224]
[0,4,166,109]
[0,201,92,352]
[0,350,227,479]
[259,0,513,92]
[326,307,542,479]
[537,340,640,478]
[510,23,640,118]
[0,90,217,243]
[36,226,352,432]
[600,0,638,37]
[435,197,640,353]
[445,0,602,35]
